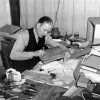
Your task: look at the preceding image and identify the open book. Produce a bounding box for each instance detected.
[40,46,67,63]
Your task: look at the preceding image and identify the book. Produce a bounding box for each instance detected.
[80,65,100,75]
[81,65,98,73]
[82,55,100,72]
[22,70,52,84]
[70,47,91,59]
[0,24,21,35]
[40,46,67,63]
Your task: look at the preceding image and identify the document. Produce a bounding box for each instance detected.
[42,61,64,74]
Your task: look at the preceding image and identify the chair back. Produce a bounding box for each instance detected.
[1,36,16,70]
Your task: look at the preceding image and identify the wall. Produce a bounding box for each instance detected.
[9,0,20,26]
[0,0,11,27]
[20,0,100,38]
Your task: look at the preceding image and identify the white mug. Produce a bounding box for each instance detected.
[6,68,21,82]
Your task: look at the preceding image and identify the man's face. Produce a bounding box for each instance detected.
[37,22,53,37]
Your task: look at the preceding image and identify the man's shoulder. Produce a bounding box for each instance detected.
[17,29,29,39]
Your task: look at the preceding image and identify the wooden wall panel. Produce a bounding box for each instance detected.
[66,0,74,35]
[20,0,28,29]
[51,0,59,24]
[42,0,52,16]
[27,0,36,28]
[0,0,11,27]
[55,0,65,34]
[20,0,100,38]
[73,0,85,37]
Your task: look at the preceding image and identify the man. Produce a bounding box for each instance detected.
[10,16,70,72]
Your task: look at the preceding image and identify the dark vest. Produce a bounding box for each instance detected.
[12,28,45,72]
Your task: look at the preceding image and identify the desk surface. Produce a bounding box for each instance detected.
[0,78,67,100]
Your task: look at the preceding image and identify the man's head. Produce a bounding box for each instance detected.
[36,16,53,37]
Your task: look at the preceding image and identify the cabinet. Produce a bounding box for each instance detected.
[86,17,100,46]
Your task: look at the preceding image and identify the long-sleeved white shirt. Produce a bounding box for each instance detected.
[10,28,67,60]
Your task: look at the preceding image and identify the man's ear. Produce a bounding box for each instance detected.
[37,23,41,28]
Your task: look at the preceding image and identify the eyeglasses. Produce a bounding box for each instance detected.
[43,29,51,36]
[40,23,52,35]
[44,29,51,33]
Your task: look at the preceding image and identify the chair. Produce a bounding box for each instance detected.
[1,36,16,70]
[1,36,34,72]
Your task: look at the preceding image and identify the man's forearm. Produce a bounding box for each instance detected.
[10,51,36,61]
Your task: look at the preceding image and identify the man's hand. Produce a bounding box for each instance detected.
[64,52,71,61]
[34,50,46,57]
[69,48,75,54]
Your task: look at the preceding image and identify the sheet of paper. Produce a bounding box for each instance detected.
[90,48,100,56]
[42,61,64,70]
[53,39,62,42]
[93,46,100,51]
[42,59,79,75]
[93,24,100,44]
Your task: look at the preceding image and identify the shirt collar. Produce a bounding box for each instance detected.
[33,28,39,43]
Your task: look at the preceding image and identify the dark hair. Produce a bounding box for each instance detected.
[38,16,53,24]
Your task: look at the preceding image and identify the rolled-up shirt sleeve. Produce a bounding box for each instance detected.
[10,30,35,60]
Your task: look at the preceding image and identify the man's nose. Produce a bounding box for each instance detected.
[44,32,47,36]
